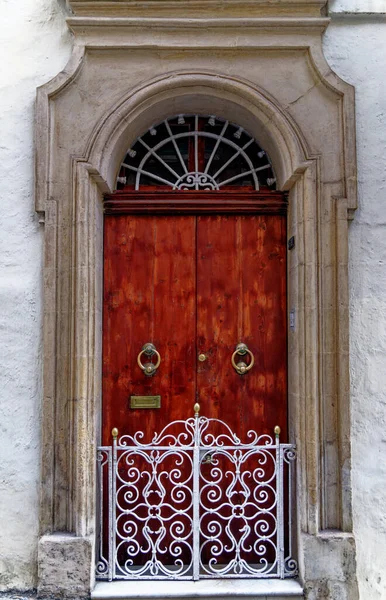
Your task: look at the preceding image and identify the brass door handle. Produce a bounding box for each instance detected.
[231,343,254,375]
[137,343,161,377]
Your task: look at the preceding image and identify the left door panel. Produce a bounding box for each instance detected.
[102,215,197,444]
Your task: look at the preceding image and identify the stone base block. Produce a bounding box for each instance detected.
[300,532,359,600]
[38,533,92,599]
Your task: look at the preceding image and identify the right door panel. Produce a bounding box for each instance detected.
[196,214,287,440]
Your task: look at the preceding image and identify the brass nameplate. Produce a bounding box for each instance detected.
[130,395,161,409]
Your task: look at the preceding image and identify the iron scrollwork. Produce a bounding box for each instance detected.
[96,406,297,581]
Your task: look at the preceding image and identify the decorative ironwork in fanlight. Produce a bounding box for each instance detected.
[116,115,276,191]
[96,406,297,581]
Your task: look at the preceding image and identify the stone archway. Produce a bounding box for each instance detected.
[35,8,358,598]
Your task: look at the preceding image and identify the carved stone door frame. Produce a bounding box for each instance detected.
[35,4,359,598]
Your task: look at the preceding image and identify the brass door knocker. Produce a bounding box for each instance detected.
[231,342,255,375]
[137,343,161,377]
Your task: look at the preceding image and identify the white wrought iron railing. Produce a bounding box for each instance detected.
[96,404,297,581]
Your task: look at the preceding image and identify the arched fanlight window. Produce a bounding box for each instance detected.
[116,115,276,191]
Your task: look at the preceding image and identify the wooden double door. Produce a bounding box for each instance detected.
[102,198,287,444]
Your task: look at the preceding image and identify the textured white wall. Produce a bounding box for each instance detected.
[324,18,386,600]
[0,0,71,590]
[0,0,385,596]
[329,0,386,14]
[330,0,386,12]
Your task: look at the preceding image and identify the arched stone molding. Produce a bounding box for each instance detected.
[84,72,308,191]
[35,11,358,599]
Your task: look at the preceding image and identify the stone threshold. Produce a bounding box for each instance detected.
[92,579,304,600]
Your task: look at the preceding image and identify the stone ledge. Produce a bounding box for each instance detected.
[92,579,304,600]
[66,16,331,43]
[66,17,330,30]
[67,1,327,19]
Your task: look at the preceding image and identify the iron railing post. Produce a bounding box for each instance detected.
[275,426,284,579]
[107,447,113,581]
[111,428,118,580]
[193,403,200,581]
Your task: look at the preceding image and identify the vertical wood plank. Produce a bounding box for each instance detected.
[241,215,287,439]
[196,215,240,425]
[196,214,287,439]
[102,215,196,444]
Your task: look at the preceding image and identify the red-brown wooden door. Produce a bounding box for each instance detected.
[102,201,287,573]
[102,211,287,443]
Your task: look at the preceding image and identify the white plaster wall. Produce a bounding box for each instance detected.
[330,0,386,13]
[0,0,71,590]
[324,17,386,600]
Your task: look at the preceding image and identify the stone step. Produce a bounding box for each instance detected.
[92,579,304,600]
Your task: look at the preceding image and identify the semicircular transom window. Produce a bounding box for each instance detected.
[116,115,276,191]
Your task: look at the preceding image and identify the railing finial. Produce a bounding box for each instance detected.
[274,425,281,438]
[194,403,200,415]
[112,427,118,439]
